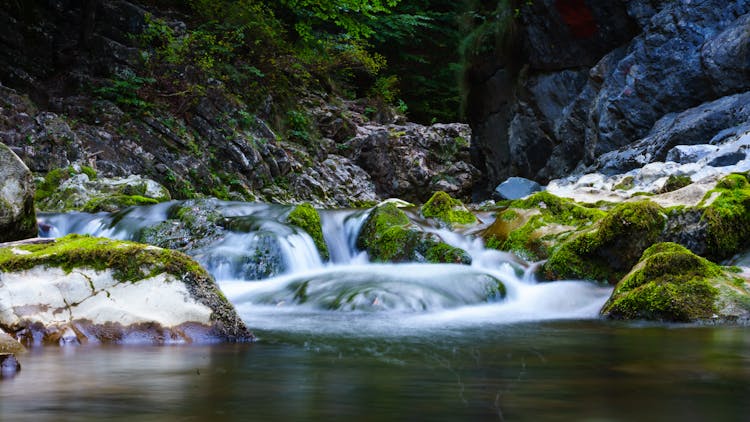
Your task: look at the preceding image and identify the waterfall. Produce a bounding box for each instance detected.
[39,200,612,334]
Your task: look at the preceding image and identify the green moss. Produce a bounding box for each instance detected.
[357,203,471,264]
[82,195,160,213]
[544,200,666,283]
[659,174,692,193]
[482,192,605,261]
[35,167,72,202]
[0,234,209,283]
[421,191,476,227]
[425,243,471,264]
[614,176,634,191]
[699,173,750,260]
[287,203,329,260]
[601,243,721,321]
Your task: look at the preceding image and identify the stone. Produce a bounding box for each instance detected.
[666,145,720,164]
[0,142,37,242]
[494,177,543,200]
[0,234,253,345]
[0,353,20,376]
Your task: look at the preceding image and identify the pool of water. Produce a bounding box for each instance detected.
[3,321,749,421]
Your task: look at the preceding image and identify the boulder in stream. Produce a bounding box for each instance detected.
[601,243,750,322]
[0,234,253,345]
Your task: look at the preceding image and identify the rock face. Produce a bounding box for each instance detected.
[0,142,37,242]
[0,235,253,345]
[468,0,750,195]
[345,123,478,203]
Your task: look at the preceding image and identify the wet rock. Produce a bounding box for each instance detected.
[0,234,253,345]
[289,155,378,208]
[494,177,543,200]
[0,331,24,354]
[666,145,719,164]
[357,202,471,265]
[0,142,37,242]
[0,353,20,377]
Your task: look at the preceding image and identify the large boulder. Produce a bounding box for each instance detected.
[0,142,37,242]
[344,123,478,203]
[0,235,253,345]
[601,243,750,322]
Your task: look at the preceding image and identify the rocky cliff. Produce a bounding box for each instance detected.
[468,0,750,196]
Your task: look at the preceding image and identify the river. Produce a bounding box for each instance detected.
[1,201,748,420]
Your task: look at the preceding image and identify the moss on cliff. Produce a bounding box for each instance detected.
[287,203,329,261]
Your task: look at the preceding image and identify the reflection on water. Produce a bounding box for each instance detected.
[2,322,749,421]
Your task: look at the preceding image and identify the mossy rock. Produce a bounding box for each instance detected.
[286,203,329,261]
[0,234,253,343]
[698,172,750,260]
[659,174,692,193]
[544,200,666,283]
[82,195,160,213]
[357,203,471,264]
[421,191,476,227]
[481,192,605,261]
[601,242,750,322]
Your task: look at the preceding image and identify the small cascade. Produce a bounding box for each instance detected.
[38,200,614,334]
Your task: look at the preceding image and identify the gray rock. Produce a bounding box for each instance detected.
[0,142,37,242]
[666,145,720,164]
[707,151,747,168]
[701,13,750,97]
[0,353,20,377]
[494,177,543,200]
[346,123,477,203]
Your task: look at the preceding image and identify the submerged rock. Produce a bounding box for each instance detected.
[0,142,37,242]
[0,353,20,377]
[601,243,750,322]
[0,234,253,345]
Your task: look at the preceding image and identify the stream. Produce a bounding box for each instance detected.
[1,201,749,420]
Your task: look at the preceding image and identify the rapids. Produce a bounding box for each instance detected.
[39,201,613,335]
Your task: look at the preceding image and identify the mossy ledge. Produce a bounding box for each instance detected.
[421,191,477,227]
[286,203,329,261]
[544,200,666,283]
[357,203,471,264]
[601,243,750,322]
[0,234,253,342]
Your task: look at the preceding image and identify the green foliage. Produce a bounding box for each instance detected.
[659,174,692,193]
[287,203,330,260]
[93,69,155,112]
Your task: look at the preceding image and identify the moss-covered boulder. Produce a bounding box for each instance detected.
[698,172,750,260]
[0,142,37,242]
[544,200,667,283]
[0,234,253,345]
[421,191,476,228]
[601,243,750,322]
[357,203,471,264]
[35,167,171,212]
[286,203,329,260]
[482,191,605,261]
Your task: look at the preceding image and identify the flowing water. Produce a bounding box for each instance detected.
[2,201,749,420]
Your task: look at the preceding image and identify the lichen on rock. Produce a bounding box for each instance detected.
[0,234,253,345]
[601,242,750,322]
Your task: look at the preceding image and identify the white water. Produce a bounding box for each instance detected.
[39,201,613,336]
